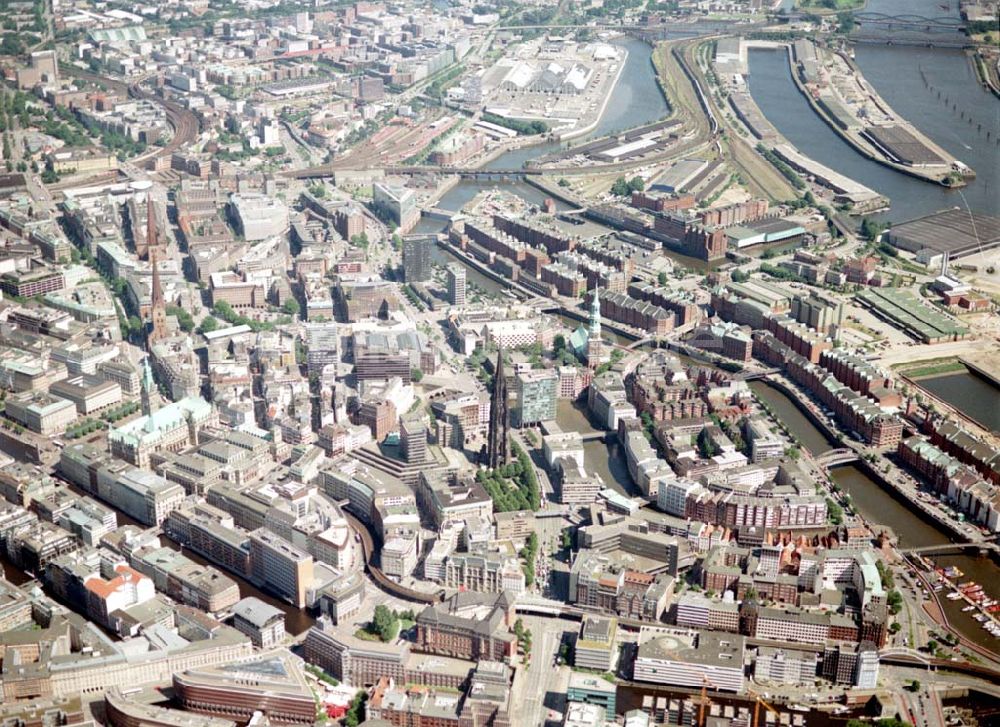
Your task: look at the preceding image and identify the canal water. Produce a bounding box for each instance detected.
[556,399,633,497]
[913,370,1000,433]
[745,380,999,652]
[159,535,316,636]
[746,0,998,222]
[747,380,834,455]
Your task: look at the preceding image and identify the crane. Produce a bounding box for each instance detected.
[698,675,717,727]
[747,687,781,727]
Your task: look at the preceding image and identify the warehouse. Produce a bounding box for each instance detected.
[886,208,1000,259]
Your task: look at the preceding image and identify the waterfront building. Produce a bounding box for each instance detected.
[446,263,467,305]
[754,646,819,686]
[373,183,418,230]
[231,596,287,648]
[512,369,557,428]
[402,235,433,282]
[248,528,315,608]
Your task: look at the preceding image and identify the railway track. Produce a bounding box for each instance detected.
[343,511,442,605]
[59,66,200,161]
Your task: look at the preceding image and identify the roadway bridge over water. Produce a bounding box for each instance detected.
[814,448,861,468]
[901,542,1000,556]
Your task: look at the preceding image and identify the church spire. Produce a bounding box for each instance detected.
[140,355,158,418]
[486,347,509,468]
[589,286,601,339]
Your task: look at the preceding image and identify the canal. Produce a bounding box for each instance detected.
[912,369,1000,434]
[745,0,998,223]
[746,380,999,653]
[747,380,834,456]
[556,399,634,497]
[159,535,316,636]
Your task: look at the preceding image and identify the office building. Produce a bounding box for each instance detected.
[381,534,419,580]
[305,618,409,686]
[633,629,745,693]
[49,374,123,415]
[754,646,819,686]
[414,591,517,662]
[173,654,315,725]
[402,235,433,282]
[400,414,428,464]
[373,183,418,231]
[512,369,557,427]
[228,194,289,241]
[446,263,467,306]
[248,528,315,608]
[575,616,618,672]
[566,672,617,715]
[231,596,287,648]
[4,390,77,434]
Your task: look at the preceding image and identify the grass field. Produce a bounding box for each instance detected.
[797,0,864,10]
[893,357,968,379]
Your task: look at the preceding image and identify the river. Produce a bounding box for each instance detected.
[746,0,998,223]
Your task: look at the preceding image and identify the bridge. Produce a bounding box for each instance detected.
[287,164,542,180]
[580,431,612,443]
[901,542,999,556]
[814,448,861,468]
[852,12,966,31]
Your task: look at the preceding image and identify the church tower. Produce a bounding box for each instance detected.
[486,348,509,468]
[147,247,169,343]
[586,287,605,367]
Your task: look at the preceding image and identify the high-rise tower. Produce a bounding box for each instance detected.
[486,348,509,468]
[147,247,169,343]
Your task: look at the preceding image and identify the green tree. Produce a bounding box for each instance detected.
[197,316,220,334]
[610,176,631,197]
[697,428,720,459]
[344,691,367,727]
[410,367,424,383]
[281,298,300,316]
[657,271,668,286]
[371,605,398,641]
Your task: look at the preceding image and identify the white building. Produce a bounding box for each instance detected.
[633,629,745,693]
[228,194,289,241]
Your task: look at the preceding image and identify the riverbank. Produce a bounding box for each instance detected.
[788,41,972,187]
[557,47,630,142]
